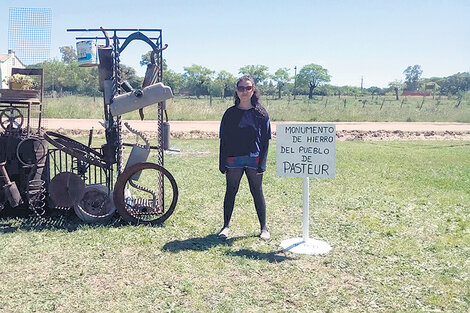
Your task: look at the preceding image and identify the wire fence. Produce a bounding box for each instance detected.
[8,7,52,65]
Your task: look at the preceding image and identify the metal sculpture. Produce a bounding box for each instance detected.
[0,68,49,217]
[0,28,178,224]
[59,28,178,224]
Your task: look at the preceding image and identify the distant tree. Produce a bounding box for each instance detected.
[264,80,276,98]
[120,64,143,89]
[208,79,224,98]
[239,65,269,85]
[436,72,470,95]
[403,65,423,91]
[59,46,77,63]
[39,59,68,92]
[315,84,335,96]
[215,70,236,98]
[36,59,99,95]
[297,64,331,99]
[183,64,214,97]
[334,85,363,97]
[272,68,290,99]
[163,69,183,94]
[367,86,383,95]
[388,80,405,100]
[140,51,168,70]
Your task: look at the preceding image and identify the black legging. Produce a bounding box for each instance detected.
[223,168,267,231]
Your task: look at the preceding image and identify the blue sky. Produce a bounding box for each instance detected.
[1,0,469,88]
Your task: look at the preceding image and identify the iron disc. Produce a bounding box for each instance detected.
[49,172,85,207]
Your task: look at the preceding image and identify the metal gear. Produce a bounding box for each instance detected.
[0,107,24,131]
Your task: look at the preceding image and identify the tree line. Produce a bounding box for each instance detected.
[35,47,470,99]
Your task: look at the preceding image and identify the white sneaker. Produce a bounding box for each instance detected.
[260,229,270,240]
[218,227,230,239]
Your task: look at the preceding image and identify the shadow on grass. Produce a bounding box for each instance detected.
[163,235,295,263]
[226,249,295,263]
[162,234,246,252]
[0,209,126,233]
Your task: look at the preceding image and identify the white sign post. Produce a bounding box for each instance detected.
[276,123,335,255]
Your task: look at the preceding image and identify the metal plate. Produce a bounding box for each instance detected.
[49,172,86,207]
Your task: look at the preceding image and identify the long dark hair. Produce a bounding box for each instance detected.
[234,75,268,118]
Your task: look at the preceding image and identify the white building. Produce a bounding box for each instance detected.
[0,50,26,89]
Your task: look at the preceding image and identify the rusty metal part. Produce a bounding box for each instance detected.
[27,178,46,217]
[0,107,24,131]
[124,122,150,149]
[2,182,23,208]
[74,184,116,223]
[0,162,12,185]
[49,172,86,207]
[16,136,48,167]
[0,162,23,208]
[113,162,177,225]
[44,131,109,169]
[123,122,150,180]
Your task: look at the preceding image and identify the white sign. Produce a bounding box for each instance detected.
[276,123,336,178]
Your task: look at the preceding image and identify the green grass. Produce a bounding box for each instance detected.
[0,139,469,312]
[43,94,470,122]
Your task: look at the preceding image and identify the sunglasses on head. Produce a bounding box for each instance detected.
[237,85,253,92]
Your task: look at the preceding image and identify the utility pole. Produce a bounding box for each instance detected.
[293,66,297,100]
[361,76,363,90]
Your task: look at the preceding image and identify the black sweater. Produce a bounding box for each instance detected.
[219,105,271,173]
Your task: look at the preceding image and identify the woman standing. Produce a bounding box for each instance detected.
[218,76,271,240]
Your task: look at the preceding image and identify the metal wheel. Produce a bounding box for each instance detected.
[16,136,48,166]
[113,162,178,225]
[0,107,24,131]
[74,184,116,223]
[44,131,109,169]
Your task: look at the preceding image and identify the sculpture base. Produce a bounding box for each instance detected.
[280,238,332,255]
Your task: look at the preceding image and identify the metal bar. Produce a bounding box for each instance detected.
[53,150,57,176]
[59,148,62,173]
[51,151,55,176]
[74,36,160,40]
[122,142,161,150]
[27,102,31,135]
[37,103,42,134]
[88,158,91,182]
[67,28,162,32]
[94,162,97,184]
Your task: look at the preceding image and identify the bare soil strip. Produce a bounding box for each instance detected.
[43,119,470,141]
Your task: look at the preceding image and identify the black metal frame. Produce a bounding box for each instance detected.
[66,28,168,214]
[67,28,165,171]
[47,147,114,190]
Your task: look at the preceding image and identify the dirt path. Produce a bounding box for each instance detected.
[43,119,470,140]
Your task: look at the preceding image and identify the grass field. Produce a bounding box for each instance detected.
[0,138,469,312]
[43,94,470,122]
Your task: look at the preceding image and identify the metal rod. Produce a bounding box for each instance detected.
[74,36,160,40]
[67,28,162,32]
[27,103,31,135]
[122,142,161,150]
